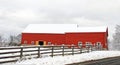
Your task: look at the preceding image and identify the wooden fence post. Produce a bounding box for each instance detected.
[38,45,40,58]
[80,47,82,54]
[20,46,23,58]
[78,42,83,54]
[72,44,74,55]
[87,45,90,53]
[90,45,93,52]
[62,44,64,56]
[51,45,54,57]
[86,44,89,53]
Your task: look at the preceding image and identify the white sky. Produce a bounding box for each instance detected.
[0,0,120,39]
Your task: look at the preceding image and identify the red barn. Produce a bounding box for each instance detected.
[21,24,108,49]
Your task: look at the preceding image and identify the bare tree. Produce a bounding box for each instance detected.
[112,25,120,50]
[8,34,21,46]
[0,35,3,46]
[16,34,21,43]
[0,35,8,47]
[0,34,22,47]
[9,35,14,45]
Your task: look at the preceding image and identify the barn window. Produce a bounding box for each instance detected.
[96,42,101,46]
[24,41,27,44]
[85,42,91,46]
[85,42,89,45]
[48,42,51,45]
[96,42,102,50]
[31,41,34,45]
[78,41,82,46]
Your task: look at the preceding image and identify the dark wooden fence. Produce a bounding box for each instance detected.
[0,44,101,64]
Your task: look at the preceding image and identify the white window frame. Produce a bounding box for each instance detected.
[48,42,51,45]
[31,41,34,45]
[78,41,82,46]
[85,42,92,46]
[85,42,89,45]
[96,42,101,46]
[24,40,27,44]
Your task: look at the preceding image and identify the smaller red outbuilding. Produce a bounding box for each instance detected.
[21,24,108,49]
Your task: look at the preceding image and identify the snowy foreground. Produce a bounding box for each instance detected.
[5,51,120,65]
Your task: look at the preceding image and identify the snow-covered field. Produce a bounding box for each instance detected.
[4,51,120,65]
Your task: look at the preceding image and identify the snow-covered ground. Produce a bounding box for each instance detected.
[5,51,120,65]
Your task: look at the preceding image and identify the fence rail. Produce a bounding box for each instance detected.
[0,44,102,64]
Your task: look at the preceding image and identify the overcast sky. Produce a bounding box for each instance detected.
[0,0,120,39]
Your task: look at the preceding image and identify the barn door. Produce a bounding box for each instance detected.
[36,41,46,46]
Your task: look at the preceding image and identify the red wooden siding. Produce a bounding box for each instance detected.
[21,31,108,49]
[22,33,65,45]
[65,32,108,48]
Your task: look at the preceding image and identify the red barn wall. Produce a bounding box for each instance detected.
[22,33,65,45]
[21,32,108,48]
[65,32,108,48]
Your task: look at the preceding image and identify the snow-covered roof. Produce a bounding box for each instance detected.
[22,24,108,33]
[76,26,107,32]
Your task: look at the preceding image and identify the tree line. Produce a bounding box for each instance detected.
[111,25,120,50]
[0,34,21,47]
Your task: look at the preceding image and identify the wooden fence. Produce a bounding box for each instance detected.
[0,44,101,64]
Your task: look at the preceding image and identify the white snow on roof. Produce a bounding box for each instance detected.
[76,26,107,32]
[22,24,107,33]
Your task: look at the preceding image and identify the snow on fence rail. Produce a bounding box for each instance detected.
[0,44,102,64]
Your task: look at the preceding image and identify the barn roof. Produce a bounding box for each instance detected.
[22,24,108,33]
